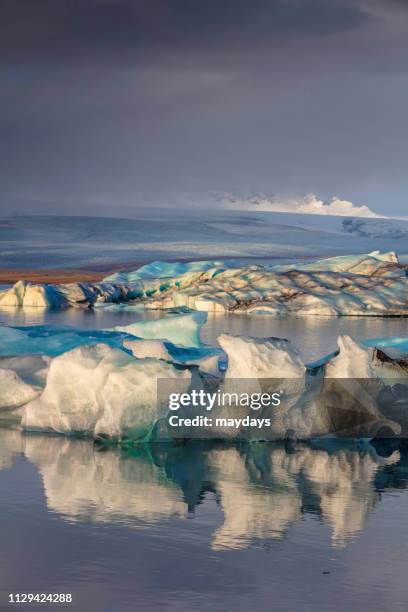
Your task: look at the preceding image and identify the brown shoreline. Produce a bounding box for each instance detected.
[0,254,339,285]
[0,269,111,284]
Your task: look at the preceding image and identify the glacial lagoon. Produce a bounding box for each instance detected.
[1,430,408,611]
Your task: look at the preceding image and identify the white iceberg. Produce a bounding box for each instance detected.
[134,251,408,317]
[218,334,305,379]
[319,335,408,379]
[0,279,129,309]
[0,355,49,410]
[123,338,221,376]
[104,260,224,283]
[0,280,67,308]
[113,311,207,348]
[2,252,406,317]
[22,344,191,441]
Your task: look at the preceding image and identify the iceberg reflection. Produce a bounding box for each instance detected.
[8,433,408,550]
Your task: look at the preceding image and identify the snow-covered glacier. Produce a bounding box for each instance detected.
[1,251,407,317]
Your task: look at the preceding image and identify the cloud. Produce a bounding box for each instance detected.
[214,193,381,218]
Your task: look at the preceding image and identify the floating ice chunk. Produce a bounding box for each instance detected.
[323,335,408,379]
[272,251,398,274]
[0,369,40,410]
[0,280,67,308]
[22,344,191,441]
[0,279,129,309]
[363,336,408,360]
[323,336,374,378]
[215,335,306,434]
[0,325,126,357]
[218,334,305,379]
[139,252,408,316]
[93,302,146,312]
[124,339,174,361]
[124,339,221,375]
[113,312,207,347]
[0,354,49,410]
[104,260,224,283]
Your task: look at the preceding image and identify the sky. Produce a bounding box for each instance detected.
[1,0,408,217]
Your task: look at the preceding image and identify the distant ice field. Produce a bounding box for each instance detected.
[1,209,407,268]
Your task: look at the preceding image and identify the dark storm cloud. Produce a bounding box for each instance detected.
[1,0,408,215]
[0,0,370,64]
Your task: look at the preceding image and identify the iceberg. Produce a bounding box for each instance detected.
[104,260,224,283]
[313,335,408,379]
[123,339,221,376]
[22,344,191,441]
[0,280,67,308]
[0,311,206,356]
[112,312,207,348]
[1,321,407,442]
[0,279,129,309]
[0,325,125,357]
[2,252,407,317]
[133,251,408,316]
[0,355,49,410]
[218,334,305,379]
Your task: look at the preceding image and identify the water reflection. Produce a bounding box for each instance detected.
[2,430,408,551]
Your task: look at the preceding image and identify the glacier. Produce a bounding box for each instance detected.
[3,211,408,270]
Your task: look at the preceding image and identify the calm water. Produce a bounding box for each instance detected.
[1,306,408,361]
[1,430,408,611]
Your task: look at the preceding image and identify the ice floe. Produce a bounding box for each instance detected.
[0,355,49,411]
[0,279,129,309]
[123,339,221,376]
[0,312,207,357]
[112,312,207,347]
[22,344,191,441]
